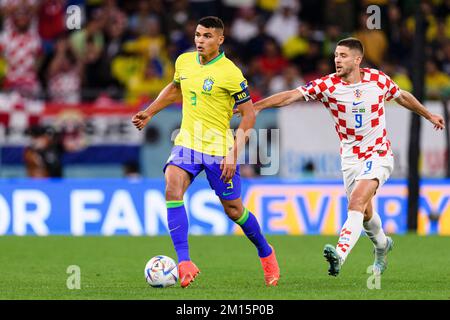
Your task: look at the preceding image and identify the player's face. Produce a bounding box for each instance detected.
[334,46,362,77]
[194,25,224,58]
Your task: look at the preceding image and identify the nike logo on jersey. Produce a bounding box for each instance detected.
[352,101,364,106]
[180,76,188,80]
[222,191,233,196]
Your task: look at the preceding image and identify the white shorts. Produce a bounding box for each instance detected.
[342,155,394,198]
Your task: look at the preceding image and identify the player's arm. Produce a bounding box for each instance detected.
[234,89,305,117]
[394,90,445,130]
[254,89,305,115]
[132,82,182,130]
[221,100,255,181]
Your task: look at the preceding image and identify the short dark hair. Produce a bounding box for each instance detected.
[337,37,364,55]
[198,16,224,30]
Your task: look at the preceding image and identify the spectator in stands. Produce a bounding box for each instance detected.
[169,19,197,60]
[166,0,189,36]
[303,58,333,84]
[221,20,242,62]
[69,9,106,101]
[268,64,304,95]
[294,40,322,75]
[323,0,355,33]
[425,59,450,100]
[38,0,66,54]
[322,24,342,58]
[385,3,412,65]
[406,1,440,44]
[102,0,125,25]
[265,0,300,45]
[257,38,288,79]
[70,9,105,61]
[128,0,162,37]
[0,8,42,98]
[116,15,173,104]
[245,58,266,100]
[381,60,412,92]
[123,54,174,105]
[243,18,273,63]
[0,0,39,32]
[122,17,166,61]
[220,0,254,24]
[95,9,128,99]
[2,0,449,106]
[430,20,450,64]
[282,22,311,61]
[46,35,82,104]
[353,12,388,67]
[230,7,259,44]
[256,0,278,20]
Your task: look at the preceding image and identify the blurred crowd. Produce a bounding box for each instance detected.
[0,0,449,106]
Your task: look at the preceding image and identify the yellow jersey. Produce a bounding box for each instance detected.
[173,51,251,156]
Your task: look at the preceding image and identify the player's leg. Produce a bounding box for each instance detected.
[364,200,387,248]
[163,146,203,287]
[165,164,191,262]
[220,197,280,286]
[324,178,378,276]
[341,178,380,259]
[220,198,271,256]
[165,164,200,287]
[203,158,279,286]
[361,156,395,275]
[364,200,394,275]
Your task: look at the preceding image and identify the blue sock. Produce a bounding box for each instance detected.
[235,208,272,258]
[166,200,190,263]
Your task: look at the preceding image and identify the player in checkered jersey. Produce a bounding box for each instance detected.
[248,38,445,276]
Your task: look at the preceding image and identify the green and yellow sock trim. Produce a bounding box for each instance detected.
[235,208,250,225]
[166,200,184,208]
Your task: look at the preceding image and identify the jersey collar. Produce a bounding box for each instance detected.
[196,51,225,66]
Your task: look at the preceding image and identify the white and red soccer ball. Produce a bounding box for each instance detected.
[144,255,178,288]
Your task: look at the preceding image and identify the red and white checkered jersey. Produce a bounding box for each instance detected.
[298,68,401,164]
[48,69,81,104]
[0,29,42,93]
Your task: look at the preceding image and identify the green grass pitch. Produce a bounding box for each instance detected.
[0,235,449,300]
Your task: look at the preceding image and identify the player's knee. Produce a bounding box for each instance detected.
[348,195,366,213]
[165,184,184,201]
[224,204,242,220]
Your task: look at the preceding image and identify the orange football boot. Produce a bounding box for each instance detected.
[260,245,280,286]
[178,261,200,288]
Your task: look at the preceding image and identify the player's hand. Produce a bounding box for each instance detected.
[220,154,237,182]
[132,111,152,130]
[428,113,445,130]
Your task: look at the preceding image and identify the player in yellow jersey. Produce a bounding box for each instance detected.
[132,16,279,288]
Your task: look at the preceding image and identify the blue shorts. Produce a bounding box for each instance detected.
[163,146,241,200]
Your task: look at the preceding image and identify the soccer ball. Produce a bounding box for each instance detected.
[144,255,178,288]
